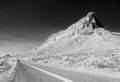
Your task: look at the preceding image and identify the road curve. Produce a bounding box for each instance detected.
[13,60,65,82]
[13,60,120,82]
[22,61,120,82]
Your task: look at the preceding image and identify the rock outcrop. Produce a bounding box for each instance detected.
[0,56,17,82]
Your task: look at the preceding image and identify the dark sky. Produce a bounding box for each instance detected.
[0,0,120,55]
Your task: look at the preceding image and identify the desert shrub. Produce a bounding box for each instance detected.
[67,59,76,67]
[43,60,49,63]
[0,61,5,66]
[31,58,37,62]
[96,63,109,68]
[96,62,116,69]
[64,57,70,61]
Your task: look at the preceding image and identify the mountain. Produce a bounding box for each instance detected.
[30,12,120,56]
[26,12,120,75]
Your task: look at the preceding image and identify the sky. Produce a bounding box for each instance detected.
[0,0,120,56]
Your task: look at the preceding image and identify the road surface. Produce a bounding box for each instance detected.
[13,60,65,82]
[13,60,120,82]
[22,61,120,82]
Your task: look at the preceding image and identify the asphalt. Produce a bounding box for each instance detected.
[13,60,64,82]
[23,62,120,82]
[12,60,120,82]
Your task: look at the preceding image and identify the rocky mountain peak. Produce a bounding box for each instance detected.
[87,12,104,27]
[44,12,105,44]
[68,12,104,32]
[86,12,104,28]
[31,12,120,54]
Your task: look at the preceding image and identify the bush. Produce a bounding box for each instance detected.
[96,63,109,68]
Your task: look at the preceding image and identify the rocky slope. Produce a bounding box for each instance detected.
[0,55,17,82]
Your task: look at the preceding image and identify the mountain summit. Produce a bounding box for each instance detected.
[85,12,104,28]
[45,12,105,45]
[67,12,104,32]
[31,12,120,56]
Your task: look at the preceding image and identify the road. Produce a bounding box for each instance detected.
[22,61,120,82]
[13,60,120,82]
[13,60,65,82]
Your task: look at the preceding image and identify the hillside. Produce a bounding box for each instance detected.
[24,12,120,78]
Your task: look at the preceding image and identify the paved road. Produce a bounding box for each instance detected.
[13,60,65,82]
[14,60,120,82]
[23,62,120,82]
